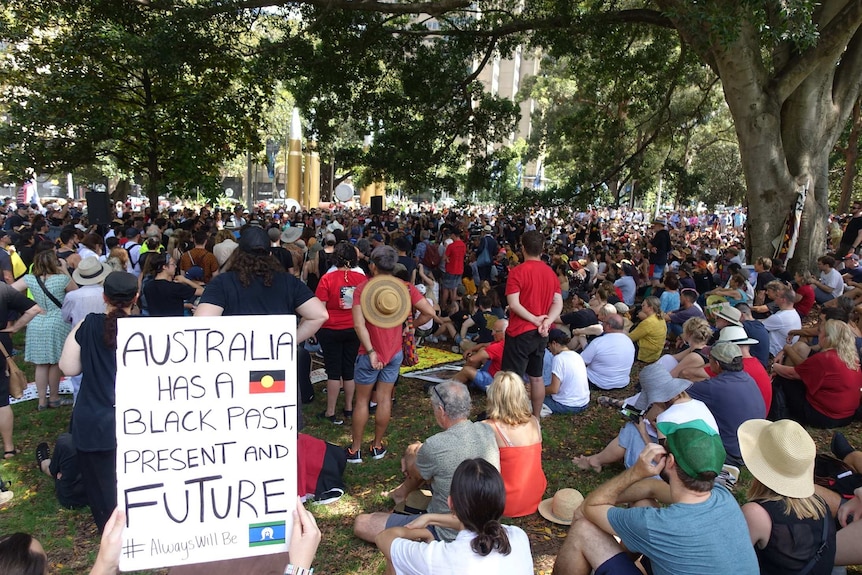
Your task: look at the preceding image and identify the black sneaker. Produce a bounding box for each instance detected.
[345,447,363,464]
[317,411,344,425]
[371,444,387,460]
[832,432,855,460]
[35,442,50,470]
[368,402,377,415]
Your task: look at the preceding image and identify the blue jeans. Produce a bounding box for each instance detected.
[542,395,588,415]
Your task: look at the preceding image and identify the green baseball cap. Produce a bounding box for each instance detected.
[656,419,726,478]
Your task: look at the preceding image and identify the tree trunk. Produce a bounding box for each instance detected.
[665,2,862,272]
[839,96,862,214]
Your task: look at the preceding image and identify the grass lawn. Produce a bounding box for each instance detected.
[2,339,862,574]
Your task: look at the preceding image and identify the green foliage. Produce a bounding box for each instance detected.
[256,7,521,196]
[0,1,268,205]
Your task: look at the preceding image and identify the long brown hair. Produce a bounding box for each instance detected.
[103,295,137,349]
[32,250,61,276]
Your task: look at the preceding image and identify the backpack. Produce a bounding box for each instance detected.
[421,240,441,269]
[124,242,140,269]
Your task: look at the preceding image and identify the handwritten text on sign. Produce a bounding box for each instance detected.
[115,316,298,571]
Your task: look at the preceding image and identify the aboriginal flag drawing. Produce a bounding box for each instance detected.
[249,370,286,394]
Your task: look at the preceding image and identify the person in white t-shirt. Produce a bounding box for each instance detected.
[810,254,845,304]
[760,282,801,356]
[542,329,589,416]
[579,314,635,389]
[377,458,534,575]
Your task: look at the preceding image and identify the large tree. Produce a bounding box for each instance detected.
[226,0,862,268]
[0,1,268,208]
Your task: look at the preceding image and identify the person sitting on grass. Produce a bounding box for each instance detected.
[355,380,500,545]
[573,363,717,473]
[376,458,534,574]
[543,328,589,416]
[555,421,758,575]
[481,371,547,517]
[452,319,507,391]
[34,433,87,510]
[627,295,667,363]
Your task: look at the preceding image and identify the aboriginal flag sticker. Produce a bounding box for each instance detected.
[249,370,286,394]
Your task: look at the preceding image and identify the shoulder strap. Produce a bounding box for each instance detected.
[797,497,831,575]
[35,274,63,309]
[492,421,514,447]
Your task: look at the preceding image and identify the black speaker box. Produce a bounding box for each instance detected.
[85,191,112,225]
[370,195,384,215]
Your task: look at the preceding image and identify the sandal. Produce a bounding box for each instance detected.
[4,449,18,459]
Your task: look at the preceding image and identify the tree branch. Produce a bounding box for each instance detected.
[772,0,862,103]
[834,25,862,114]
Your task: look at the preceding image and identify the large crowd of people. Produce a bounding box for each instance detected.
[2,196,862,573]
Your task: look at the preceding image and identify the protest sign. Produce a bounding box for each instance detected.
[115,315,298,571]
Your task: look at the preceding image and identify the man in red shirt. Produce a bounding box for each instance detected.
[502,230,563,416]
[441,229,467,309]
[453,318,507,390]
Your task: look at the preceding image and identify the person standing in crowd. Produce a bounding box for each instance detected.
[61,256,112,403]
[142,253,204,317]
[838,200,862,257]
[501,230,563,417]
[195,226,328,415]
[59,271,138,532]
[441,229,467,310]
[0,282,41,459]
[12,250,76,411]
[648,217,671,287]
[315,241,366,424]
[179,230,219,283]
[347,245,434,463]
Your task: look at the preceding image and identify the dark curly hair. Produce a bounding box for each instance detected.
[231,250,284,288]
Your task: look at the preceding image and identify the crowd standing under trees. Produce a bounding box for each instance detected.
[6,196,862,573]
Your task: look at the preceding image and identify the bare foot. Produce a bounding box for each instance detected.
[383,484,409,506]
[573,455,602,472]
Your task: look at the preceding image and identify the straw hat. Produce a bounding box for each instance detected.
[360,275,411,328]
[72,256,111,286]
[738,419,815,498]
[538,488,584,525]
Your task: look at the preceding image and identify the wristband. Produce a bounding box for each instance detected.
[367,348,375,354]
[285,565,313,575]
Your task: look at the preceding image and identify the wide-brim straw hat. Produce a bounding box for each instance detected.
[538,488,584,525]
[738,419,816,498]
[360,275,411,328]
[72,256,111,286]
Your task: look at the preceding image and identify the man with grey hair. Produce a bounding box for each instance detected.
[579,313,635,390]
[353,380,499,544]
[687,341,765,466]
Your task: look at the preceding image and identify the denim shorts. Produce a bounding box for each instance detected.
[355,350,403,385]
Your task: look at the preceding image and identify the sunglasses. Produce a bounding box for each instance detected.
[432,386,447,412]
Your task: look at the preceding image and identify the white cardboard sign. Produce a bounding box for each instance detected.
[115,315,298,571]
